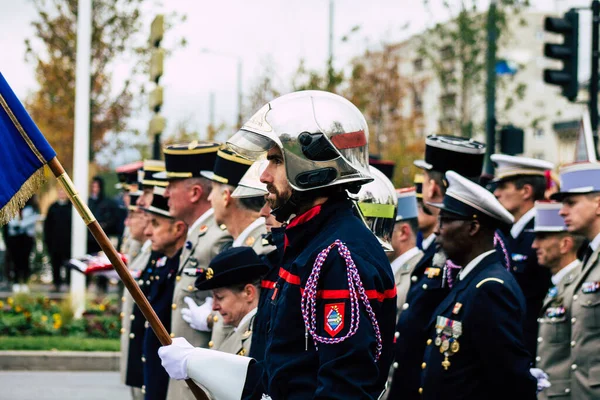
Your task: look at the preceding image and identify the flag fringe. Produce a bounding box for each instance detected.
[0,167,46,226]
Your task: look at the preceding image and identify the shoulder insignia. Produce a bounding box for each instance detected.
[425,267,441,278]
[242,329,252,339]
[476,278,504,288]
[245,236,256,247]
[237,348,247,356]
[199,225,208,234]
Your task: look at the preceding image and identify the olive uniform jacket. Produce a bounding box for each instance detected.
[568,240,600,399]
[166,209,232,400]
[536,260,581,400]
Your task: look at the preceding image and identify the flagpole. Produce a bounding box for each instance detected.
[47,157,209,400]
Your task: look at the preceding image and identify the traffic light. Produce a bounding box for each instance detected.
[499,125,524,156]
[543,10,579,102]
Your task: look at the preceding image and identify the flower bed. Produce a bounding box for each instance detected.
[0,294,121,339]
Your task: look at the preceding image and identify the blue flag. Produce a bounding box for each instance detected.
[0,72,56,224]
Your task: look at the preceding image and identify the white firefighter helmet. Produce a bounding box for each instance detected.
[227,90,373,192]
[352,166,398,252]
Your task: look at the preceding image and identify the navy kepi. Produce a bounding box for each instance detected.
[396,187,418,221]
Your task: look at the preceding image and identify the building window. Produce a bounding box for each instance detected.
[534,128,544,138]
[414,58,423,72]
[440,45,453,60]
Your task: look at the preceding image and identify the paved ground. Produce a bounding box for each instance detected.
[0,371,130,400]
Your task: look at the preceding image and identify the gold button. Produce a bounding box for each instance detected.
[144,321,149,328]
[120,312,124,318]
[394,332,400,339]
[121,296,126,303]
[411,276,417,282]
[573,295,578,301]
[571,317,577,324]
[130,315,135,321]
[536,356,541,362]
[155,276,160,281]
[170,333,175,338]
[422,284,428,290]
[402,303,409,310]
[537,337,543,343]
[427,339,432,345]
[393,362,399,369]
[418,388,423,394]
[141,356,146,363]
[571,340,576,347]
[208,341,214,348]
[172,303,177,310]
[188,285,194,291]
[571,364,577,370]
[129,333,135,339]
[213,315,219,323]
[176,276,181,282]
[422,362,427,369]
[120,328,125,334]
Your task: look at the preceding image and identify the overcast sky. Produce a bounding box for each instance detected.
[0,0,590,147]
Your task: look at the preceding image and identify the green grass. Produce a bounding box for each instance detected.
[0,336,120,351]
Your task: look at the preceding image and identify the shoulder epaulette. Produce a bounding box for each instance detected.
[476,278,504,288]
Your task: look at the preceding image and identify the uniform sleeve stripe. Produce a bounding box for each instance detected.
[279,267,301,285]
[261,280,277,289]
[299,287,396,302]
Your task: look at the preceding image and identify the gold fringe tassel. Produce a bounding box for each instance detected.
[0,167,46,226]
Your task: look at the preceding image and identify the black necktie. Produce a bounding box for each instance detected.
[582,245,594,266]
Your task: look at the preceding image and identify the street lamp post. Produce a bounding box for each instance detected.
[200,49,243,129]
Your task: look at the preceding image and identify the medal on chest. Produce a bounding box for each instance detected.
[435,316,463,370]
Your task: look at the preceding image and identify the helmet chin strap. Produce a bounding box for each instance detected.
[270,191,301,223]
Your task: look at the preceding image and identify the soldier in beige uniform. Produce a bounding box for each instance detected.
[200,149,271,255]
[195,246,268,359]
[389,187,424,317]
[552,162,600,399]
[531,201,583,399]
[160,142,233,400]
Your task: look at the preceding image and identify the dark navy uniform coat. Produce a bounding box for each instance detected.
[420,251,537,400]
[142,250,179,400]
[387,243,450,400]
[125,250,163,389]
[507,217,551,358]
[242,197,396,400]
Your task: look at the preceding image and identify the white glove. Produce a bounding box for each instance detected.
[530,367,551,393]
[181,296,213,332]
[158,337,199,380]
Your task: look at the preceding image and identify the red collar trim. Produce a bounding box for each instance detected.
[287,204,323,230]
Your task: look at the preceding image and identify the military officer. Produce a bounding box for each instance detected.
[195,246,269,357]
[201,148,270,254]
[137,159,168,209]
[552,162,600,399]
[159,90,396,400]
[530,201,583,399]
[159,142,233,400]
[491,154,554,357]
[121,164,166,399]
[420,170,537,399]
[389,187,423,317]
[387,135,486,400]
[139,186,186,400]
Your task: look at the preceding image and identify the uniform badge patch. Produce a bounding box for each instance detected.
[582,282,600,294]
[324,302,345,337]
[452,302,462,315]
[425,267,441,279]
[511,253,527,262]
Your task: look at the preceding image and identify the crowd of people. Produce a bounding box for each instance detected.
[39,90,600,399]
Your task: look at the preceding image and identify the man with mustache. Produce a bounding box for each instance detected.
[159,91,396,400]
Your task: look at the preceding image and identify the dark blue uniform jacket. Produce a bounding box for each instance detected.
[420,251,537,400]
[243,197,396,400]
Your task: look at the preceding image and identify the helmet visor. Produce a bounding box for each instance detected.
[227,130,276,161]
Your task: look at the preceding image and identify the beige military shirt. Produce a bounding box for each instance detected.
[536,259,581,400]
[213,308,256,356]
[120,239,151,385]
[569,235,600,399]
[232,217,274,255]
[391,246,424,319]
[167,209,232,400]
